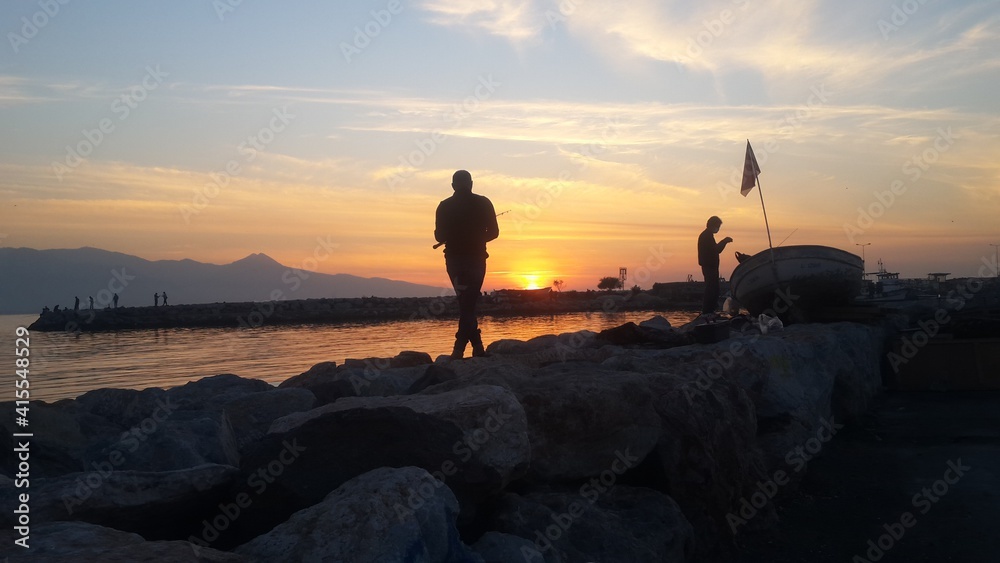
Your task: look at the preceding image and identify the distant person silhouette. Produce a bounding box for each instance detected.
[74,296,80,311]
[154,293,159,307]
[698,216,732,316]
[89,296,94,310]
[434,170,499,359]
[113,293,119,308]
[162,292,168,306]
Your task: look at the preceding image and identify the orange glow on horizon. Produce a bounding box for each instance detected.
[522,274,541,290]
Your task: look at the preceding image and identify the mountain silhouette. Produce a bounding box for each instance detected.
[0,247,451,314]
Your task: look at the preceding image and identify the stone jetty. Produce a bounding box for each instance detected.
[27,287,699,333]
[0,316,884,562]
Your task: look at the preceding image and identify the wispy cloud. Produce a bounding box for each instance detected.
[418,0,544,42]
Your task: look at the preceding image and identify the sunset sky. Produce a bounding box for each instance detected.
[2,0,998,291]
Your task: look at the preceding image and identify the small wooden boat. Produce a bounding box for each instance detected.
[730,245,864,322]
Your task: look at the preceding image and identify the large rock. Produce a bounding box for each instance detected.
[596,322,882,556]
[640,369,772,559]
[276,361,353,404]
[215,385,530,547]
[486,485,694,563]
[422,363,662,482]
[278,360,431,405]
[0,464,238,540]
[472,532,544,563]
[485,330,596,356]
[483,331,625,368]
[604,323,881,472]
[166,374,274,412]
[0,402,96,477]
[82,414,240,472]
[5,375,278,478]
[0,521,242,562]
[222,388,315,452]
[235,466,478,562]
[342,350,433,369]
[595,321,690,347]
[72,387,171,428]
[57,375,312,473]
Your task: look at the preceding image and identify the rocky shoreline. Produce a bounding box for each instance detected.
[26,287,703,333]
[1,315,885,562]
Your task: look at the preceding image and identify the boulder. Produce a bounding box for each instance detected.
[235,466,477,563]
[472,532,544,563]
[2,379,262,478]
[166,374,273,412]
[422,363,661,482]
[595,321,691,347]
[487,485,694,563]
[279,361,430,405]
[0,402,94,477]
[602,324,880,471]
[0,464,238,541]
[342,350,433,369]
[638,314,673,332]
[335,364,431,398]
[0,521,242,562]
[597,321,882,554]
[72,387,171,428]
[222,388,315,452]
[82,414,240,472]
[277,361,353,404]
[485,331,596,356]
[639,369,772,558]
[481,331,622,369]
[406,363,461,394]
[216,385,529,547]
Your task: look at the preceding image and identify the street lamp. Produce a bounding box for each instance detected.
[856,243,871,278]
[990,244,999,278]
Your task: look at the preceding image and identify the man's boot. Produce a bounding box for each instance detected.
[469,330,489,358]
[451,338,468,360]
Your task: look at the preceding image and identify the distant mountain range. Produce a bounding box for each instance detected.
[0,247,451,314]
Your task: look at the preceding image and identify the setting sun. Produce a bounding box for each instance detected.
[522,275,541,290]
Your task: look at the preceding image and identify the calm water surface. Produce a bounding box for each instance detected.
[1,310,697,403]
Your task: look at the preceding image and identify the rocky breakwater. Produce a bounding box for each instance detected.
[0,316,884,562]
[26,291,681,333]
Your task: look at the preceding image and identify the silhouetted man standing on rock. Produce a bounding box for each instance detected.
[435,170,499,359]
[698,216,732,317]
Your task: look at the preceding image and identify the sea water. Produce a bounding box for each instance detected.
[0,310,698,402]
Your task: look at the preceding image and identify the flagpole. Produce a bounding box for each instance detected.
[742,139,775,263]
[756,173,774,253]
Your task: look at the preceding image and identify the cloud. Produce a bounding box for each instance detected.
[418,0,544,42]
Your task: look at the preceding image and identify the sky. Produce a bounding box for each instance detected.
[2,0,999,291]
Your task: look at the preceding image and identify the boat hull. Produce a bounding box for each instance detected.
[730,245,864,322]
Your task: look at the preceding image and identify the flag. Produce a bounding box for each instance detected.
[740,140,760,197]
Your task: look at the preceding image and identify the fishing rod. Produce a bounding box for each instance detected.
[776,228,798,247]
[433,210,509,249]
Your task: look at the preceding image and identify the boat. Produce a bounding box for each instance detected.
[730,245,864,322]
[857,259,915,303]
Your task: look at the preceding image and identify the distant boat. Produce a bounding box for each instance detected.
[730,245,864,322]
[858,259,914,303]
